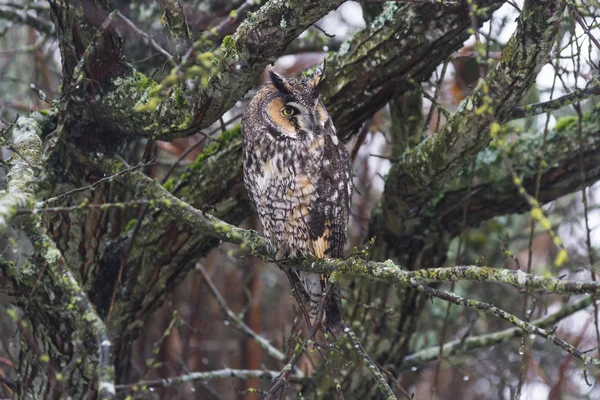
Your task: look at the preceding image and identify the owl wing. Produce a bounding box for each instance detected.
[308,125,352,259]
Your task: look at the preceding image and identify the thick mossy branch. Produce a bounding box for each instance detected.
[310,261,600,296]
[103,161,600,370]
[128,0,345,140]
[104,0,503,141]
[324,0,503,140]
[105,160,600,297]
[382,0,566,236]
[26,229,115,399]
[3,112,115,399]
[2,112,48,233]
[433,105,600,236]
[155,0,191,42]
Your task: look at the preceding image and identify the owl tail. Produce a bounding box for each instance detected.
[289,270,344,339]
[325,282,344,339]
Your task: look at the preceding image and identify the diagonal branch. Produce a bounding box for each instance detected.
[107,0,504,141]
[381,0,566,237]
[401,295,593,370]
[433,105,600,237]
[0,5,55,35]
[344,324,396,399]
[417,285,600,367]
[507,77,600,120]
[196,264,292,365]
[135,0,346,140]
[324,0,504,140]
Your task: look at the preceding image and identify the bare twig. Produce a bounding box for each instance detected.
[18,200,149,214]
[0,5,55,35]
[565,0,600,51]
[401,296,594,370]
[196,264,292,365]
[418,285,600,367]
[41,162,152,207]
[114,11,175,65]
[266,283,333,398]
[507,79,600,120]
[115,368,304,390]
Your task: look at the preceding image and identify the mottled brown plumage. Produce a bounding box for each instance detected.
[241,63,352,336]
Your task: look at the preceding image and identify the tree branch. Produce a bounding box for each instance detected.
[1,112,48,231]
[344,324,396,399]
[434,105,600,237]
[323,0,503,140]
[381,0,566,238]
[115,368,305,390]
[3,112,115,399]
[132,0,346,140]
[0,5,55,35]
[154,0,191,42]
[104,159,600,296]
[103,0,504,142]
[101,103,600,376]
[417,285,600,367]
[196,264,292,365]
[103,155,600,372]
[507,77,600,120]
[401,295,593,370]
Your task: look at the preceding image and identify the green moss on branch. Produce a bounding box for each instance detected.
[382,0,566,236]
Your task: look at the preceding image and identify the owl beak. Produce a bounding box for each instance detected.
[298,114,316,133]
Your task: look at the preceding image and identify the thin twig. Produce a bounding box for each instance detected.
[507,79,600,120]
[565,0,600,51]
[401,295,593,370]
[266,283,333,398]
[18,200,149,214]
[196,264,292,365]
[115,368,304,390]
[41,162,152,206]
[114,10,175,65]
[419,285,600,367]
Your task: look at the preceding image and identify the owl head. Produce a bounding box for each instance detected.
[242,62,330,142]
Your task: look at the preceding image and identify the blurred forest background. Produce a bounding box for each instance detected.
[0,0,599,399]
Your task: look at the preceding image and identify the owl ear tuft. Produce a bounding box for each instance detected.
[312,60,326,88]
[268,69,292,95]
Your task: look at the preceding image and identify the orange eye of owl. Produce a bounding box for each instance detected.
[281,106,297,116]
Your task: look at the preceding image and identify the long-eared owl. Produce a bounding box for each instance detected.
[241,62,352,337]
